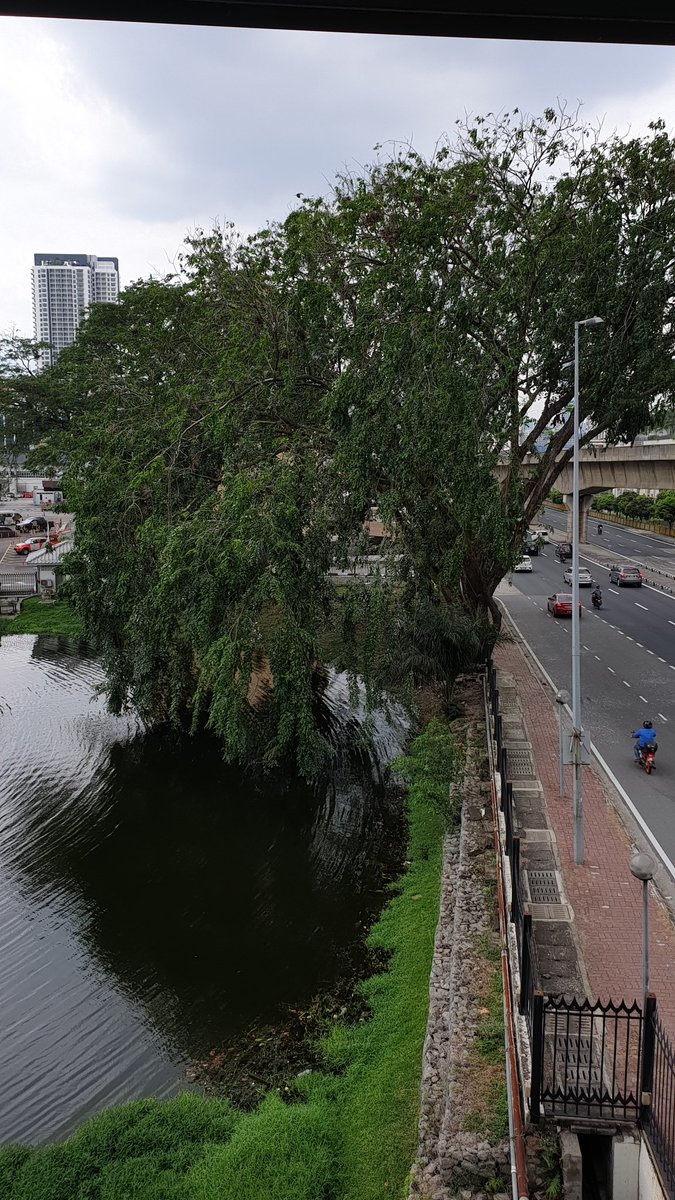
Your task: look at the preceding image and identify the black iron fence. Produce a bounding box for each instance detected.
[645,1000,675,1197]
[487,657,675,1194]
[530,993,644,1124]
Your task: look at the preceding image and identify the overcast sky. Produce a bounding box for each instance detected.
[2,16,675,337]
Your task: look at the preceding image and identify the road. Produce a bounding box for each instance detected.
[498,533,675,869]
[544,505,675,576]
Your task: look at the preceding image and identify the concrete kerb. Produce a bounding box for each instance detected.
[497,601,675,932]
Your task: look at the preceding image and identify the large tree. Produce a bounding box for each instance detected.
[44,108,675,771]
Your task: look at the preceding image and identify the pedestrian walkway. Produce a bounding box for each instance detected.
[495,632,675,1041]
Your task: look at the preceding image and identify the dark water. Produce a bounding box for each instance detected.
[0,635,407,1146]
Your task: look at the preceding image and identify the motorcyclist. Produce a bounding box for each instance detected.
[591,583,602,608]
[597,522,603,534]
[632,720,658,761]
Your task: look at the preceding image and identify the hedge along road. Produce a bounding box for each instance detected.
[499,543,675,870]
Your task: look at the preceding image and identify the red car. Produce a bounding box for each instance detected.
[547,592,583,618]
[14,536,49,555]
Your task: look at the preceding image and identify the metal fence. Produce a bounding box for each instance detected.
[645,1000,675,1198]
[530,994,644,1124]
[0,570,37,595]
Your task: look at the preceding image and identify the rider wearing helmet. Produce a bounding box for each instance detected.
[633,719,658,760]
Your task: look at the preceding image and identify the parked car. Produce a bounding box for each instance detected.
[562,566,593,587]
[14,536,48,555]
[554,543,573,563]
[547,592,583,618]
[609,564,643,587]
[0,526,17,539]
[513,555,533,572]
[0,512,22,525]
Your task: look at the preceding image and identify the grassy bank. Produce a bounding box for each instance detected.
[0,719,458,1200]
[0,597,83,637]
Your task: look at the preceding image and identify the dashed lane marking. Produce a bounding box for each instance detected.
[659,713,668,722]
[647,649,655,655]
[623,680,631,687]
[594,655,601,661]
[609,588,620,594]
[635,602,648,611]
[640,695,649,703]
[608,667,616,674]
[659,657,666,663]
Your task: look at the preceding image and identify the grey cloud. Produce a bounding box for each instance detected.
[48,21,675,230]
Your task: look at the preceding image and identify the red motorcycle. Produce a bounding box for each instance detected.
[634,741,657,775]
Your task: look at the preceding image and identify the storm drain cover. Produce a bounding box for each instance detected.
[507,749,536,778]
[527,869,561,903]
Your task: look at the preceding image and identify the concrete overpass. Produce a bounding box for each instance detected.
[497,442,675,539]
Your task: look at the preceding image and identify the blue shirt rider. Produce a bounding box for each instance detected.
[633,721,657,759]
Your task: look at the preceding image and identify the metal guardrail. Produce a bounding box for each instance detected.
[0,570,37,595]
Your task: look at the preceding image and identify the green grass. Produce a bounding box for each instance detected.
[0,720,458,1200]
[0,596,83,637]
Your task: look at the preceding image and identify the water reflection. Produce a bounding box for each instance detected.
[0,636,406,1145]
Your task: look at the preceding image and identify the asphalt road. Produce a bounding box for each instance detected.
[499,539,675,868]
[543,505,675,576]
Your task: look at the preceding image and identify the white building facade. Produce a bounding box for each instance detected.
[32,253,120,368]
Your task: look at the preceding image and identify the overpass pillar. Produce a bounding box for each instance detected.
[563,494,593,543]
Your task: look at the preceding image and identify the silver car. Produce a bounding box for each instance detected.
[563,566,592,587]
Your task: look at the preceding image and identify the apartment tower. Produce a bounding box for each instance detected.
[32,253,120,368]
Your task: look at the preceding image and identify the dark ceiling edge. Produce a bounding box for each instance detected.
[2,1,675,45]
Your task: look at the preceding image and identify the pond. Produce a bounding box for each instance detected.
[0,634,407,1145]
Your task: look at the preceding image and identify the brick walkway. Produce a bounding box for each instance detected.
[495,635,675,1041]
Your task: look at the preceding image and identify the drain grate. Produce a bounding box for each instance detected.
[527,869,561,903]
[508,749,536,778]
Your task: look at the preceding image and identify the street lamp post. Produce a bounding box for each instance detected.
[555,689,570,799]
[571,316,603,866]
[630,852,655,1007]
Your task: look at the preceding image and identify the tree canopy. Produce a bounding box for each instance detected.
[40,107,675,772]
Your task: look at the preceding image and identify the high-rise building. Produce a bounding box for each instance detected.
[32,253,120,369]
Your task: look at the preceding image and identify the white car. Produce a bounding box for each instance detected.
[563,566,592,587]
[514,555,533,572]
[529,524,549,543]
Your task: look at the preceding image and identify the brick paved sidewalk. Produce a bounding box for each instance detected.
[495,635,675,1040]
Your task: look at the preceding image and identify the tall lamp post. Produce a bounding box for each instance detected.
[630,852,655,1007]
[571,316,604,866]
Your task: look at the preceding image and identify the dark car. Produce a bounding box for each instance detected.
[0,525,16,538]
[609,564,643,587]
[547,592,583,618]
[554,543,572,563]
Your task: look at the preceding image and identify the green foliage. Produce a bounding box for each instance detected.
[0,721,455,1200]
[0,598,83,637]
[549,489,564,504]
[614,490,655,520]
[592,491,617,513]
[33,107,675,769]
[654,490,675,528]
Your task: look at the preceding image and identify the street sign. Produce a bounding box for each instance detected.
[562,730,592,765]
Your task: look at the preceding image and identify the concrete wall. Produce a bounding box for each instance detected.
[637,1136,670,1200]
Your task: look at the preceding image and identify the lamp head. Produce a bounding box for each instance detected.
[630,852,655,882]
[581,316,604,328]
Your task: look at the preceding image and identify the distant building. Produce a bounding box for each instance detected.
[32,253,120,369]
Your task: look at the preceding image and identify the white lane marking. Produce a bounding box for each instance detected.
[608,667,616,674]
[669,621,675,627]
[639,695,648,703]
[659,713,668,722]
[594,655,601,660]
[583,645,591,651]
[636,642,643,648]
[647,649,654,655]
[609,588,620,594]
[659,657,666,663]
[623,680,631,687]
[670,665,675,671]
[635,602,648,611]
[617,629,624,636]
[626,636,634,641]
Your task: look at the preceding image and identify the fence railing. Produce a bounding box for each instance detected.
[0,570,37,595]
[646,1000,675,1198]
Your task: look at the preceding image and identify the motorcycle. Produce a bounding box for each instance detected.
[591,592,603,610]
[597,523,603,534]
[634,740,657,775]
